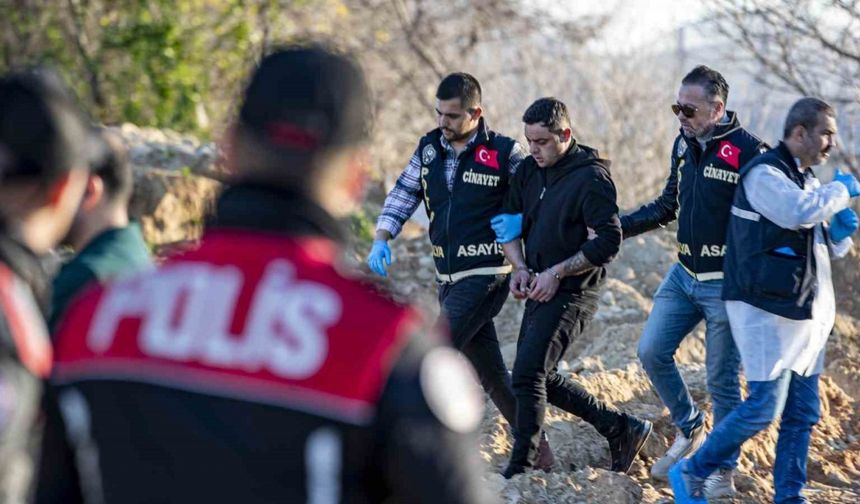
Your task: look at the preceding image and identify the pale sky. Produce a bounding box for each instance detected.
[554,0,709,53]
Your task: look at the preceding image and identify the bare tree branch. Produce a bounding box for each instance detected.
[64,0,104,107]
[706,0,860,171]
[389,0,447,80]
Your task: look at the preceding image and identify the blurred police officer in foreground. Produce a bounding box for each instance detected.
[0,68,93,503]
[37,45,493,504]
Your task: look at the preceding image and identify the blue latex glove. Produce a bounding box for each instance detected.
[833,168,860,197]
[367,240,392,276]
[774,246,798,257]
[830,208,859,242]
[490,213,523,243]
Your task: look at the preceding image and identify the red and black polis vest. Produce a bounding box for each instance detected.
[52,229,419,424]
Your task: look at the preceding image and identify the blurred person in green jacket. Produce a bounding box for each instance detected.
[49,129,151,332]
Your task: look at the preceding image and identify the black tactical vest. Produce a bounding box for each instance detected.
[417,120,515,280]
[722,142,816,320]
[674,111,766,279]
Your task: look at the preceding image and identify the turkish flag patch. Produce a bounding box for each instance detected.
[717,140,741,169]
[475,145,500,170]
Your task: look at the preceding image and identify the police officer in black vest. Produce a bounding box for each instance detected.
[620,66,766,494]
[671,97,858,504]
[37,46,493,504]
[367,74,556,468]
[497,97,652,478]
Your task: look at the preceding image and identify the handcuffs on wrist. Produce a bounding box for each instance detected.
[543,268,561,282]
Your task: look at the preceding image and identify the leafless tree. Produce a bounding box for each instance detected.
[303,0,620,193]
[3,0,679,207]
[706,0,860,170]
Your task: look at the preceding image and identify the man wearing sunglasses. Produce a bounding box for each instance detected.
[619,65,767,497]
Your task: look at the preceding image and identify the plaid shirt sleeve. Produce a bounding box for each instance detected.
[376,147,423,238]
[509,141,526,176]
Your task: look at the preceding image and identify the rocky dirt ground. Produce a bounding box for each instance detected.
[361,225,860,504]
[123,126,860,503]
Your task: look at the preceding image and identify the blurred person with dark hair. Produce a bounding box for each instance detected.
[671,98,856,503]
[0,67,93,502]
[619,65,767,494]
[37,46,493,504]
[496,97,652,478]
[366,73,557,468]
[49,129,151,333]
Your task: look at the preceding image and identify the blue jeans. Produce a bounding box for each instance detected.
[689,371,821,503]
[637,263,742,467]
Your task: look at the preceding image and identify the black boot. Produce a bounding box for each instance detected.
[501,463,527,479]
[608,415,652,473]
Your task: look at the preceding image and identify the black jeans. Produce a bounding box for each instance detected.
[438,274,517,427]
[509,289,626,468]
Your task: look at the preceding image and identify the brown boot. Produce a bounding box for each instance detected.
[535,431,556,472]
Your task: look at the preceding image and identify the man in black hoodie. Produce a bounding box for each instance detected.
[497,97,652,478]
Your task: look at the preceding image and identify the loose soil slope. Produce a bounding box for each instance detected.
[370,228,860,504]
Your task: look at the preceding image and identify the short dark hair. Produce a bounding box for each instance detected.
[435,73,481,110]
[0,67,95,183]
[783,97,835,139]
[681,65,729,104]
[522,97,571,134]
[91,129,133,204]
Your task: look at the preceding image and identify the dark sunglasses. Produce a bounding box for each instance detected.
[671,102,699,118]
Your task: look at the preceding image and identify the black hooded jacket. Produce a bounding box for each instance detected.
[36,184,492,504]
[503,142,622,292]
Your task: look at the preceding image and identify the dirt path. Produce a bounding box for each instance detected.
[369,228,860,504]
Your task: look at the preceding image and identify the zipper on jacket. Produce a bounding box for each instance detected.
[688,142,701,274]
[796,229,815,307]
[445,161,456,280]
[445,147,470,280]
[532,168,548,269]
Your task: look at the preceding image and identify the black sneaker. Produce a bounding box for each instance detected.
[502,463,527,479]
[608,415,653,473]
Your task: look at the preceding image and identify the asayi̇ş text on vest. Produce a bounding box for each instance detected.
[417,121,514,280]
[674,111,766,279]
